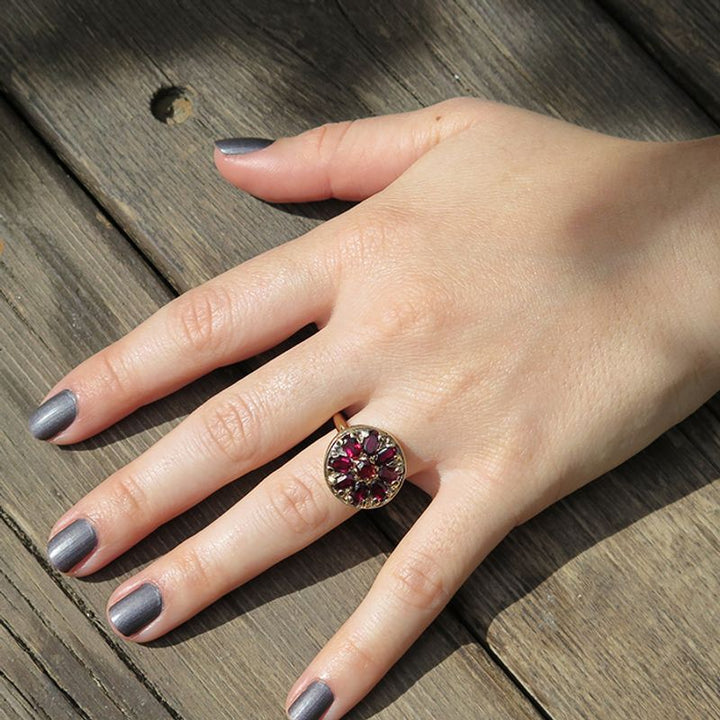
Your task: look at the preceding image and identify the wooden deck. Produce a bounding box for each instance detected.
[1,1,718,718]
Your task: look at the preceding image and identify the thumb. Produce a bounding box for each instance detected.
[213,96,485,203]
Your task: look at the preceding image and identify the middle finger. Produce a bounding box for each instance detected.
[45,325,369,576]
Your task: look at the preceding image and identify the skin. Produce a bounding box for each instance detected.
[38,98,720,719]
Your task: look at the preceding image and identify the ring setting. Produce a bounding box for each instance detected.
[323,413,407,509]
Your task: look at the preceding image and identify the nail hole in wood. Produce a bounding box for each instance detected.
[150,86,193,125]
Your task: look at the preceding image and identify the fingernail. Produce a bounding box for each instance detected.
[214,137,275,155]
[109,582,163,637]
[287,680,334,720]
[28,389,78,440]
[47,518,97,572]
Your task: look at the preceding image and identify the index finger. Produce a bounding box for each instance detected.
[28,231,339,444]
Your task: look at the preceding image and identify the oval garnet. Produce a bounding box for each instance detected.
[352,483,370,503]
[334,475,354,491]
[379,466,399,482]
[377,446,397,464]
[330,455,351,472]
[343,437,363,458]
[363,430,380,454]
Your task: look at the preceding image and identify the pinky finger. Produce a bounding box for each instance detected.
[284,469,516,720]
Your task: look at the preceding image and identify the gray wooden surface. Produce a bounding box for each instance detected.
[1,1,719,718]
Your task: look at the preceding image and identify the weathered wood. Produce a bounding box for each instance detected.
[599,0,720,122]
[0,0,715,292]
[2,1,720,718]
[0,98,541,718]
[385,410,720,719]
[0,519,175,720]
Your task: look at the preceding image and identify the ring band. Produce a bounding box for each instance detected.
[323,412,407,509]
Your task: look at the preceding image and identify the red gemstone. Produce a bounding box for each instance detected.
[363,431,380,454]
[379,466,399,482]
[343,437,363,458]
[330,455,351,472]
[352,484,370,503]
[377,446,397,464]
[334,475,354,491]
[357,462,377,480]
[370,482,387,501]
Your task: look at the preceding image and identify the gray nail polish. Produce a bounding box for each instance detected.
[109,583,163,637]
[28,389,78,440]
[287,680,334,720]
[215,137,274,155]
[47,518,97,572]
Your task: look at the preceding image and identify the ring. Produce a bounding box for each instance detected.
[323,412,407,509]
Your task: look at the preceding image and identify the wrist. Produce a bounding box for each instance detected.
[655,134,720,391]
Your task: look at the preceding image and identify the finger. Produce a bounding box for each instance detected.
[214,97,485,203]
[29,231,338,444]
[101,403,428,641]
[284,472,516,720]
[45,325,368,576]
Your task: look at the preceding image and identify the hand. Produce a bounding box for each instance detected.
[31,98,720,720]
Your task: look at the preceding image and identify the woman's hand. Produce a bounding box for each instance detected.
[31,98,720,720]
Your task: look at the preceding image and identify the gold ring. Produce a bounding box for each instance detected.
[323,412,407,509]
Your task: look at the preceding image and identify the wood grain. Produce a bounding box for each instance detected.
[1,1,720,718]
[0,98,540,718]
[599,0,720,122]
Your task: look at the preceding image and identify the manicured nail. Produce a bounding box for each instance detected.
[28,389,77,440]
[47,518,97,572]
[287,680,334,720]
[214,137,275,155]
[108,583,163,637]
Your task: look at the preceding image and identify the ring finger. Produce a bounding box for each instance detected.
[103,403,428,641]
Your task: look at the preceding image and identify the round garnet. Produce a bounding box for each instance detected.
[357,462,377,480]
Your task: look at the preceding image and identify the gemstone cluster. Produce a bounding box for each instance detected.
[324,424,406,509]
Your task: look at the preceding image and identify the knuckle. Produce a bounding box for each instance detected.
[110,472,149,522]
[175,543,216,588]
[267,466,329,536]
[97,348,134,396]
[200,393,259,466]
[333,210,404,274]
[170,283,235,355]
[385,549,449,613]
[303,119,355,166]
[435,95,487,119]
[335,632,375,674]
[367,283,444,344]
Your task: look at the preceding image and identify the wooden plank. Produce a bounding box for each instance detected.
[599,0,720,122]
[0,99,541,718]
[2,1,720,718]
[0,519,174,720]
[2,621,79,720]
[384,411,720,719]
[0,0,715,294]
